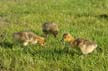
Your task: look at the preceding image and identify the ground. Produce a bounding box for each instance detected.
[0,0,108,71]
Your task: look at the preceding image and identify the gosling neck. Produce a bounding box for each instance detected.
[68,37,75,44]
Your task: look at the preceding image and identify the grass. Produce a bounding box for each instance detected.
[0,0,108,71]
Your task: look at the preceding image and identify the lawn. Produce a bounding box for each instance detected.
[0,0,108,71]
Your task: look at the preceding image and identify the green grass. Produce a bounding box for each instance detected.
[0,0,108,71]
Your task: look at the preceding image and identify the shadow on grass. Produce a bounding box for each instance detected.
[23,46,80,59]
[0,42,13,48]
[95,14,108,19]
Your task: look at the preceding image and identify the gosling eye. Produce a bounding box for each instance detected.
[63,36,67,38]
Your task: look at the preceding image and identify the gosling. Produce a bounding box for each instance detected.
[42,22,59,38]
[62,33,97,55]
[13,31,45,46]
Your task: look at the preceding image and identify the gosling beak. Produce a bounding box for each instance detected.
[42,42,47,46]
[61,38,65,45]
[61,38,64,42]
[41,44,45,47]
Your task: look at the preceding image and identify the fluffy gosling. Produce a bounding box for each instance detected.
[42,22,59,38]
[62,33,97,55]
[13,31,45,46]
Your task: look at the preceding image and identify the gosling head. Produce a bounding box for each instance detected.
[61,33,75,43]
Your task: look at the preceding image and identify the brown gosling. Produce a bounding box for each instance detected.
[13,31,45,46]
[42,22,59,38]
[62,33,97,55]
